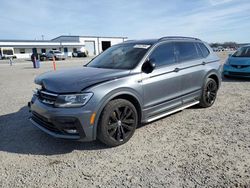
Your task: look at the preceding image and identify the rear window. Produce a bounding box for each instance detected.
[198,43,210,57]
[175,42,201,62]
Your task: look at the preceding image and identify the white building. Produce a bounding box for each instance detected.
[0,35,127,59]
[52,35,127,56]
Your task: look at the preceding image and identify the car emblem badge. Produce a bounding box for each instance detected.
[237,66,241,69]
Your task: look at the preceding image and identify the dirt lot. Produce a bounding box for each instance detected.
[0,55,249,187]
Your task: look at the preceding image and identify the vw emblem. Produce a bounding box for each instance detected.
[237,65,241,69]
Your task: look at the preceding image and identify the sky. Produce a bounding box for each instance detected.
[0,0,249,43]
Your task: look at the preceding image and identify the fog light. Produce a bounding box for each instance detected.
[64,129,78,134]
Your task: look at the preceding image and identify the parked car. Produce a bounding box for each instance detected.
[30,53,47,61]
[28,36,221,147]
[72,51,87,57]
[46,50,65,60]
[223,45,250,78]
[0,47,16,59]
[39,53,47,61]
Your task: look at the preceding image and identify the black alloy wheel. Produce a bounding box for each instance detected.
[205,80,217,105]
[97,99,138,147]
[199,78,218,108]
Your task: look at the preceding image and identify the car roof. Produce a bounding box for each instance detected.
[241,45,250,48]
[123,36,201,45]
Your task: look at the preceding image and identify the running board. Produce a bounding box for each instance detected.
[146,101,200,123]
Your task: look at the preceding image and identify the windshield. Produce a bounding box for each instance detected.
[54,51,62,54]
[232,47,250,57]
[87,43,151,69]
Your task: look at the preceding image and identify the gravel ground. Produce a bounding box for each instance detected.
[0,55,250,187]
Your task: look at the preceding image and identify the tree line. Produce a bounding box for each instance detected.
[210,42,239,48]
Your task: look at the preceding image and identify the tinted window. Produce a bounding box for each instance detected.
[149,43,175,67]
[198,43,210,57]
[175,42,200,62]
[195,43,204,58]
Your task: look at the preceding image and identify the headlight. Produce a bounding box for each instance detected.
[55,93,93,107]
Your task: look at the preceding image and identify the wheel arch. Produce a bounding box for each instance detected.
[93,90,143,139]
[204,70,221,88]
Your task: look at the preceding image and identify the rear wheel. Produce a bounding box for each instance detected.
[97,99,138,147]
[199,78,218,108]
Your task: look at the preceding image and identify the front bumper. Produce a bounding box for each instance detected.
[28,96,95,141]
[223,64,250,77]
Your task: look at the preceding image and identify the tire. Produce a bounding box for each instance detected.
[97,99,138,147]
[199,78,218,108]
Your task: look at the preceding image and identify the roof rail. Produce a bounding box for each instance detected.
[158,36,200,41]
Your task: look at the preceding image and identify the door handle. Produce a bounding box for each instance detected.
[202,61,206,65]
[174,68,180,72]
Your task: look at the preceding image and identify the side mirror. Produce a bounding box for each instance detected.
[142,59,156,74]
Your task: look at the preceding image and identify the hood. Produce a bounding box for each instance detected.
[228,56,250,66]
[35,67,130,93]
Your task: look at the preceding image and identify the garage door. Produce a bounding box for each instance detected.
[85,41,95,56]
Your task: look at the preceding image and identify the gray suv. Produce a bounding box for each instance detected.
[29,37,221,147]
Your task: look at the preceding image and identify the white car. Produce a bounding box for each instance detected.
[0,47,16,59]
[46,50,65,60]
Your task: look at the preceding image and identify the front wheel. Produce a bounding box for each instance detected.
[199,78,218,108]
[97,99,138,147]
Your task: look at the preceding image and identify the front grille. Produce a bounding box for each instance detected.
[32,112,61,133]
[228,72,250,76]
[38,90,58,105]
[231,65,250,69]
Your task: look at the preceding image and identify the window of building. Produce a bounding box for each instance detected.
[19,49,25,54]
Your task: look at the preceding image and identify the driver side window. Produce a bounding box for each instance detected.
[149,42,175,67]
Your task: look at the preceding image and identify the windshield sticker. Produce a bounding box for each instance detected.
[134,44,151,49]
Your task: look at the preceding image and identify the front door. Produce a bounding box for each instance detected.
[141,42,182,119]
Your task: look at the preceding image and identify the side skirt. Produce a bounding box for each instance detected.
[146,101,200,123]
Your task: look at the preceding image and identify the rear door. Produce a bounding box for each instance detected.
[174,41,207,104]
[141,42,183,118]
